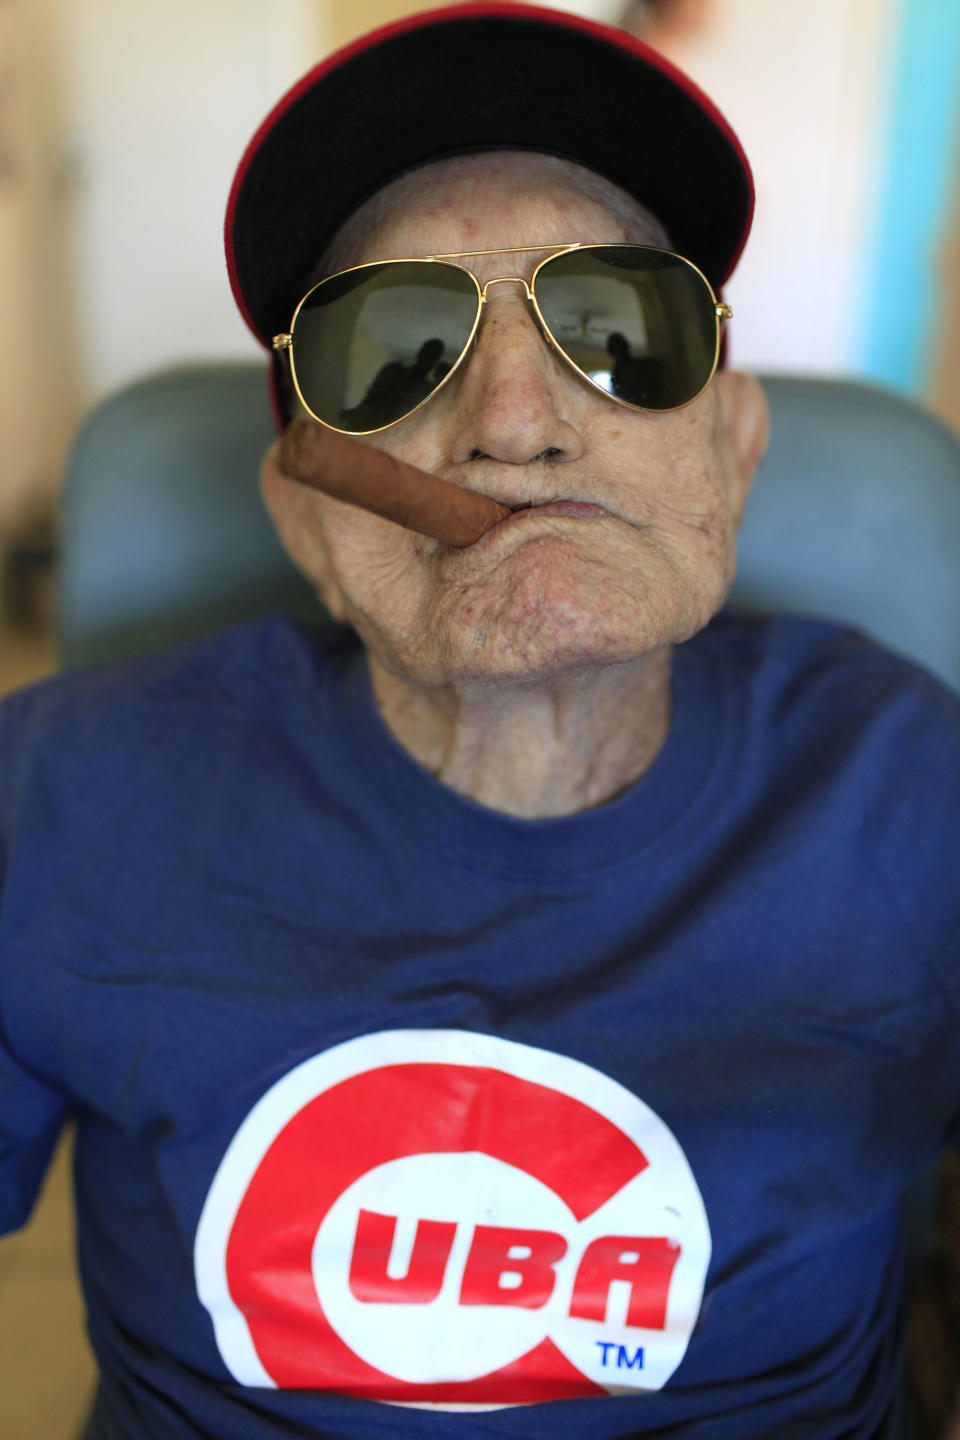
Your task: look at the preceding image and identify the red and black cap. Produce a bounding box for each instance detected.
[226,1,754,351]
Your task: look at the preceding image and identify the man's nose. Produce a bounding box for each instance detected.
[451,289,584,465]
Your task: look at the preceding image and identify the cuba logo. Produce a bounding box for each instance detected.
[194,1030,711,1406]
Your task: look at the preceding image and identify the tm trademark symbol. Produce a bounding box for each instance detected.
[595,1341,644,1370]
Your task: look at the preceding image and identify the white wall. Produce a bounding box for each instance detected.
[57,0,321,402]
[652,0,900,375]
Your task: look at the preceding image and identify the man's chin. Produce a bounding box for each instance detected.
[399,610,675,689]
[354,547,721,689]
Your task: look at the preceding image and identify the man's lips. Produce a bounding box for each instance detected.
[456,497,610,552]
[483,499,610,534]
[508,500,608,520]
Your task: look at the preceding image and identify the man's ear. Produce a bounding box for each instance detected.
[713,370,770,521]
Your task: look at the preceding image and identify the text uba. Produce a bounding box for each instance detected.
[348,1208,681,1328]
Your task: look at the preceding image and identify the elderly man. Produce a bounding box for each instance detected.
[1,6,959,1439]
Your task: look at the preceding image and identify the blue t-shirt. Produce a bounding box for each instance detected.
[1,613,958,1440]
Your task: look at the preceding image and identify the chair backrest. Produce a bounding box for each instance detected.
[59,365,320,669]
[732,376,960,690]
[59,364,960,692]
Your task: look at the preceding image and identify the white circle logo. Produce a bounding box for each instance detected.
[195,1031,710,1406]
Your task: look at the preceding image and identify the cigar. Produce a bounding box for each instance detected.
[278,419,511,547]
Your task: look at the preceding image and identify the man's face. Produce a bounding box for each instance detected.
[262,153,768,689]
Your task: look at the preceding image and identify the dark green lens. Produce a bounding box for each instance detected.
[533,247,719,411]
[290,261,479,432]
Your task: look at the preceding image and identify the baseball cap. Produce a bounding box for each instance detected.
[225,1,754,353]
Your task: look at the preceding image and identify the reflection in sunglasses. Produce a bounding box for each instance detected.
[607,334,671,409]
[341,339,451,429]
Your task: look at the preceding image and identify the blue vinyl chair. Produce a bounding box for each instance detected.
[59,363,960,1307]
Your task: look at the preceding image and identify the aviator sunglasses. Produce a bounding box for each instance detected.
[272,243,733,436]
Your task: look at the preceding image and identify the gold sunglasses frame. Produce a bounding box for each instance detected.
[272,242,733,436]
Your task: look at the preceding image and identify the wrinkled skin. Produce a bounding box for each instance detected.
[261,153,769,816]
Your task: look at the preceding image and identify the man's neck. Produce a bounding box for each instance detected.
[367,648,673,819]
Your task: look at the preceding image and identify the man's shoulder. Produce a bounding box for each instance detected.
[701,611,960,959]
[701,609,960,863]
[703,610,959,724]
[3,615,339,720]
[0,615,352,790]
[697,610,960,833]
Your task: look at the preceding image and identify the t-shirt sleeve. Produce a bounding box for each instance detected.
[880,669,960,1154]
[937,920,960,1153]
[0,699,69,1235]
[0,995,67,1236]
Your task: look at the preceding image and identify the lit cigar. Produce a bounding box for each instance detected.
[278,419,510,547]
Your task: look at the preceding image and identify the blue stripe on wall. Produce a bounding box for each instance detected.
[861,0,960,392]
